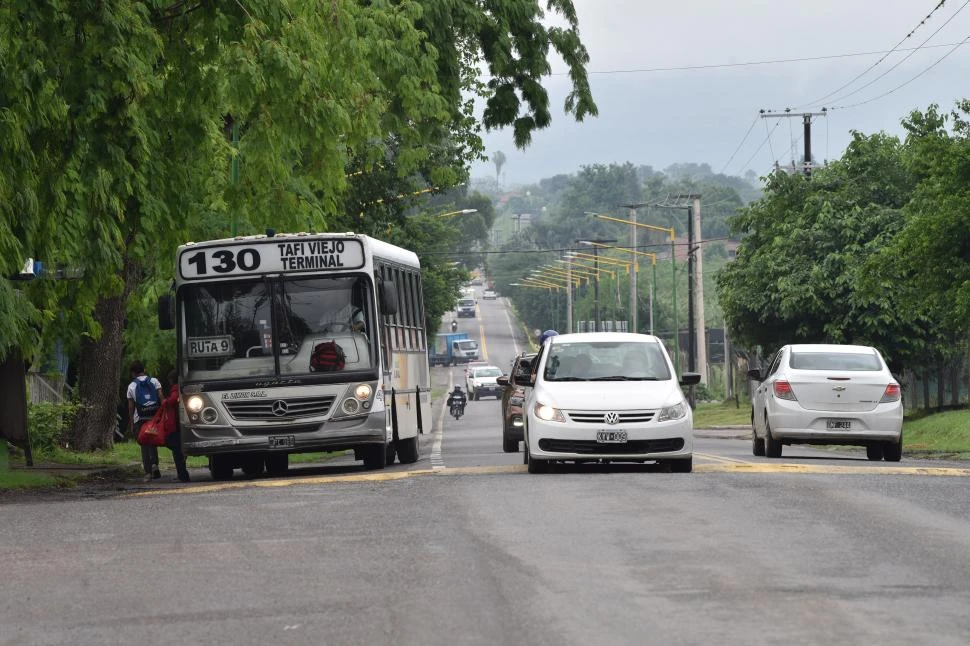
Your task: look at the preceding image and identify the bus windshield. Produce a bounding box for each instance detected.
[180,274,376,381]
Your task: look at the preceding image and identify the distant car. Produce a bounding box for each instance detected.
[748,344,903,461]
[464,360,488,378]
[466,365,504,400]
[522,332,700,474]
[457,297,476,318]
[482,289,497,300]
[497,353,536,453]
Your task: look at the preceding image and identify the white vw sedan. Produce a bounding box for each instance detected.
[521,333,701,473]
[748,344,903,461]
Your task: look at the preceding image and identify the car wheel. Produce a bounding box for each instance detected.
[764,418,783,458]
[264,453,288,476]
[883,434,903,462]
[208,456,234,481]
[396,435,420,464]
[751,414,765,457]
[503,436,519,453]
[668,457,693,473]
[241,456,264,477]
[866,443,884,461]
[362,442,388,470]
[527,455,549,474]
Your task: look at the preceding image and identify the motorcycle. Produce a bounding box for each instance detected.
[449,399,465,420]
[451,320,458,332]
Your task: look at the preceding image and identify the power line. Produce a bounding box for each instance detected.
[822,0,970,108]
[719,115,760,174]
[539,41,967,76]
[795,1,953,108]
[831,32,970,110]
[735,119,781,176]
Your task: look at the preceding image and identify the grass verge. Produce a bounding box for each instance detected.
[693,400,750,428]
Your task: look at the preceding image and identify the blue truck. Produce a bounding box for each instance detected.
[430,332,480,366]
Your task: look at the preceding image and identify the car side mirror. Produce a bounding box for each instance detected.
[497,375,509,387]
[747,368,762,381]
[679,372,702,386]
[158,294,174,330]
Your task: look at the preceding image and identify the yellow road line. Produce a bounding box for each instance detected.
[129,462,970,496]
[478,322,488,362]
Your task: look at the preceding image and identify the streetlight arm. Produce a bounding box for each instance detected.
[594,214,674,239]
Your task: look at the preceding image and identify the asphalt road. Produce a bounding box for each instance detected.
[4,289,970,645]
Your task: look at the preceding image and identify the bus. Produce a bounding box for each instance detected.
[158,231,431,480]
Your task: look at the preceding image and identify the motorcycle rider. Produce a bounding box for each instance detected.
[447,385,467,418]
[451,320,458,332]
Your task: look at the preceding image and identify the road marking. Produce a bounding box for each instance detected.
[430,370,451,471]
[695,451,751,465]
[128,461,970,496]
[502,299,520,356]
[478,321,488,362]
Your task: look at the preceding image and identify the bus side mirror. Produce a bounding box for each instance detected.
[380,280,399,316]
[158,294,174,330]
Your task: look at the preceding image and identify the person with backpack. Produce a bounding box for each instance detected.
[127,360,163,482]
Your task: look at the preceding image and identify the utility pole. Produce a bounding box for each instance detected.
[692,195,707,385]
[577,238,617,332]
[619,202,648,334]
[566,257,573,334]
[760,109,827,176]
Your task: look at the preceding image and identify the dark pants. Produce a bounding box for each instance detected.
[165,426,189,481]
[133,419,158,474]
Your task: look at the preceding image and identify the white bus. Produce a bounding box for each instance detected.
[159,232,431,480]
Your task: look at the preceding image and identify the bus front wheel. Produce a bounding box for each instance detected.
[362,443,387,470]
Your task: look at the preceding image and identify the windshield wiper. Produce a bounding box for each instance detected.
[589,376,660,381]
[546,376,587,381]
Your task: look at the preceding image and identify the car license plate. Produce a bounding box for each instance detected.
[826,420,852,430]
[268,435,295,448]
[596,430,628,443]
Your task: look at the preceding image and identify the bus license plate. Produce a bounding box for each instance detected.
[826,420,852,430]
[268,435,295,448]
[597,430,628,443]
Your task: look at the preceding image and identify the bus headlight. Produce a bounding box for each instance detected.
[200,407,219,424]
[342,398,361,415]
[354,384,372,401]
[186,395,205,413]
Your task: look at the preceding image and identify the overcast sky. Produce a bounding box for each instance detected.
[469,0,970,186]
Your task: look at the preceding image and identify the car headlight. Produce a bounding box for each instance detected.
[534,403,565,422]
[658,402,687,422]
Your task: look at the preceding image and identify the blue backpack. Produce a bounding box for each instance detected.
[134,376,160,416]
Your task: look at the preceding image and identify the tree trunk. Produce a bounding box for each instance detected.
[950,364,960,408]
[937,365,945,411]
[922,370,931,414]
[68,257,142,452]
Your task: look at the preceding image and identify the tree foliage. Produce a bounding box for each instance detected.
[0,0,597,450]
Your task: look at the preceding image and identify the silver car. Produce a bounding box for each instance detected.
[748,344,903,461]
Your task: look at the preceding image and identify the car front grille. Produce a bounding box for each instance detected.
[565,410,656,424]
[224,396,336,421]
[538,438,684,454]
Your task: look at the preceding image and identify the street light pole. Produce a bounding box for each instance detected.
[577,238,617,332]
[619,202,648,334]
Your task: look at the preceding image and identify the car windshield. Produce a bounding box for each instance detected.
[458,341,478,350]
[474,367,503,378]
[543,340,671,381]
[180,275,376,381]
[458,299,475,307]
[790,351,882,371]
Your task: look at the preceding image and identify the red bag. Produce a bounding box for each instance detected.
[137,411,167,447]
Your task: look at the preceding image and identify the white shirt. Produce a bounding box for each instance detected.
[127,376,163,423]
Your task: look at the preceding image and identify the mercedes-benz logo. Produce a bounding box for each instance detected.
[604,412,619,425]
[271,400,289,417]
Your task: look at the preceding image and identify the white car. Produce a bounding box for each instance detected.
[466,365,504,400]
[748,344,903,461]
[482,289,497,300]
[521,332,700,473]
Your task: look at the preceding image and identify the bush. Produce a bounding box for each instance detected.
[27,401,84,455]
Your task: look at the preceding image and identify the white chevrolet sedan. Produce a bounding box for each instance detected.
[748,344,903,461]
[521,332,701,473]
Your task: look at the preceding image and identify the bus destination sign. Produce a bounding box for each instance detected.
[179,238,365,280]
